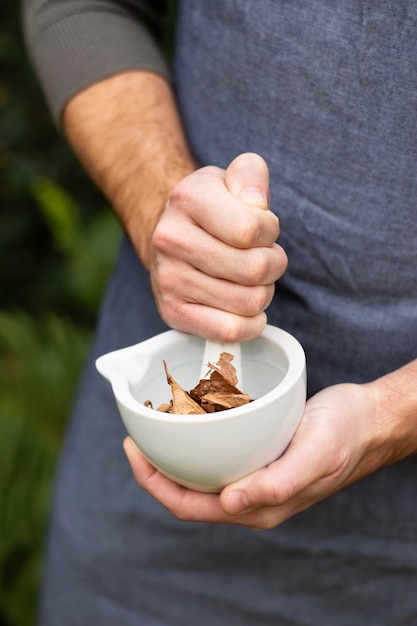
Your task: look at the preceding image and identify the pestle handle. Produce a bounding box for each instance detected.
[198,155,270,389]
[200,340,243,387]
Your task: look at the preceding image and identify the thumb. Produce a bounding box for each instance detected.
[224,152,269,209]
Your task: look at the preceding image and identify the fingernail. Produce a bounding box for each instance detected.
[239,187,267,208]
[224,490,251,515]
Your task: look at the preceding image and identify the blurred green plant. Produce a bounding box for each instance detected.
[32,178,122,322]
[0,174,120,625]
[0,1,175,624]
[0,0,111,318]
[0,187,120,626]
[0,312,91,626]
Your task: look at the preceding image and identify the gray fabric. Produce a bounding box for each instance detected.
[23,0,170,124]
[174,0,417,394]
[37,1,417,624]
[39,239,417,626]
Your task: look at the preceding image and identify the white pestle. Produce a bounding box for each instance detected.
[199,340,243,388]
[198,158,270,391]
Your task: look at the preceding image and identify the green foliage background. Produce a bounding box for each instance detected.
[0,3,123,625]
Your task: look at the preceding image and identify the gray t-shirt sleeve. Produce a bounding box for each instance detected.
[23,0,170,125]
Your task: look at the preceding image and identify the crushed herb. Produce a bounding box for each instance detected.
[145,352,252,414]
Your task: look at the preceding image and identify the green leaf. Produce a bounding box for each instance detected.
[0,310,91,626]
[32,178,81,255]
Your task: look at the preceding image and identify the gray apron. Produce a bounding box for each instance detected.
[39,2,417,624]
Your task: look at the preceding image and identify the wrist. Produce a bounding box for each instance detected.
[366,359,417,463]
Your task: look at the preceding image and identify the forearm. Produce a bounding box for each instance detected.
[63,71,196,268]
[369,358,417,464]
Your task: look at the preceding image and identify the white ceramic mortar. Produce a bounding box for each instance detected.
[96,325,306,492]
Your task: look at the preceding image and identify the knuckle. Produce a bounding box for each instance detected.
[270,213,281,240]
[169,174,194,205]
[216,316,245,344]
[235,210,279,248]
[244,287,269,315]
[276,244,289,272]
[329,446,351,477]
[152,221,175,254]
[274,480,294,506]
[214,312,266,343]
[168,174,204,219]
[221,323,242,345]
[235,212,265,247]
[240,244,286,287]
[264,471,294,507]
[244,249,272,284]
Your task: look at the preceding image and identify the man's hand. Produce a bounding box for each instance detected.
[150,153,288,342]
[124,369,417,529]
[64,74,286,342]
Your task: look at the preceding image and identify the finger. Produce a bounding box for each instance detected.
[156,255,275,312]
[224,153,270,209]
[123,436,237,522]
[177,275,274,318]
[162,300,268,343]
[169,166,279,249]
[151,255,272,341]
[123,437,285,528]
[220,434,331,515]
[192,241,287,287]
[155,212,286,284]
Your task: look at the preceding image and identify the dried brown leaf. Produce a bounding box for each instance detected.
[206,351,239,386]
[201,393,251,410]
[152,354,252,414]
[189,358,251,412]
[163,361,206,415]
[157,402,172,413]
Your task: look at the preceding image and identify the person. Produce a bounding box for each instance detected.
[23,1,417,624]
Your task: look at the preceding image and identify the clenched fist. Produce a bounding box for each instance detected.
[150,153,288,342]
